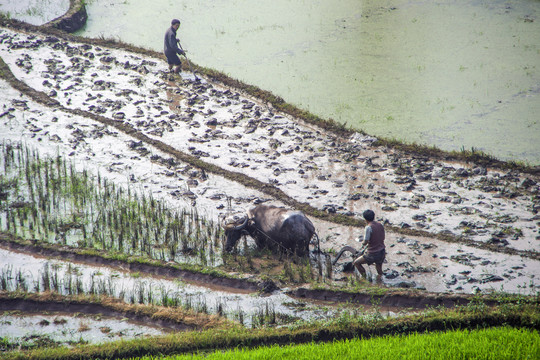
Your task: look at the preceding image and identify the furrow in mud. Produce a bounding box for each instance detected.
[0,55,537,261]
[0,298,194,331]
[0,232,261,293]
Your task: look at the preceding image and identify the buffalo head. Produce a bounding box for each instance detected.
[221,212,250,252]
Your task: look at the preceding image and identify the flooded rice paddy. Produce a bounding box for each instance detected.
[0,311,167,347]
[0,25,538,295]
[1,26,538,255]
[76,0,540,164]
[0,247,398,337]
[0,0,68,26]
[0,6,539,348]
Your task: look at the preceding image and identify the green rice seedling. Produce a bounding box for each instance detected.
[33,278,40,292]
[184,295,192,311]
[135,282,145,304]
[325,255,333,281]
[65,271,73,295]
[75,275,84,295]
[198,297,208,314]
[250,301,276,328]
[50,266,60,293]
[41,263,51,292]
[97,277,108,297]
[208,235,215,266]
[265,301,276,325]
[280,258,294,283]
[250,312,260,328]
[237,307,244,326]
[160,286,170,307]
[199,248,207,266]
[1,143,224,268]
[0,266,12,291]
[118,288,126,302]
[159,247,166,261]
[297,258,311,283]
[216,300,224,317]
[107,277,116,297]
[147,283,154,304]
[5,209,11,232]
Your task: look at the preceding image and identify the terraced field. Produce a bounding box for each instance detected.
[0,5,538,359]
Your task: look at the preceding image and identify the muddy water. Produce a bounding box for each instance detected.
[0,248,398,329]
[0,23,538,298]
[0,312,167,346]
[0,0,68,25]
[73,0,540,164]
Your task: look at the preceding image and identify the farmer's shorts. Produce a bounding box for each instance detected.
[166,52,181,66]
[357,249,386,265]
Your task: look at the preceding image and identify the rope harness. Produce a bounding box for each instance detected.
[251,227,291,253]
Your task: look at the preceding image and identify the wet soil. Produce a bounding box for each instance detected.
[0,233,518,312]
[0,298,190,331]
[0,234,260,294]
[0,21,539,299]
[289,288,497,309]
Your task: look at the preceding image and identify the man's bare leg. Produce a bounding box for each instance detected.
[375,263,383,276]
[353,258,368,279]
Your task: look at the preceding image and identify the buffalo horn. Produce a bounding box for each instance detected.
[233,215,248,230]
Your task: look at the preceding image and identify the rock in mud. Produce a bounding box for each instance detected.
[258,279,279,293]
[384,269,399,279]
[480,274,504,283]
[393,280,417,289]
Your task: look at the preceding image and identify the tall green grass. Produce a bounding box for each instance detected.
[133,326,538,360]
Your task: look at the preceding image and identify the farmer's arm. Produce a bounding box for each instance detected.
[167,31,183,55]
[175,38,185,55]
[361,225,372,248]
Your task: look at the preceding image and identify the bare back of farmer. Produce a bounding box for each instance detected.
[164,19,185,73]
[353,209,386,280]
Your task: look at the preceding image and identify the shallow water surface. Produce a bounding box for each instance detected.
[0,247,387,328]
[75,0,540,163]
[0,0,68,25]
[0,312,167,346]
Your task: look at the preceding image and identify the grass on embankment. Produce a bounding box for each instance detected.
[132,326,539,360]
[2,298,539,360]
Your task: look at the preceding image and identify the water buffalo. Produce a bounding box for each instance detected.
[222,205,315,256]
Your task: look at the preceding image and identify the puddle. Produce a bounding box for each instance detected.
[0,311,167,347]
[77,0,540,164]
[0,0,69,25]
[0,247,402,329]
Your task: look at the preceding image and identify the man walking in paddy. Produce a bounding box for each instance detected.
[164,19,185,74]
[353,209,386,280]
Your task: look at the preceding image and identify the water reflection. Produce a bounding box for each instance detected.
[4,0,540,163]
[75,0,540,164]
[0,248,392,328]
[0,0,68,25]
